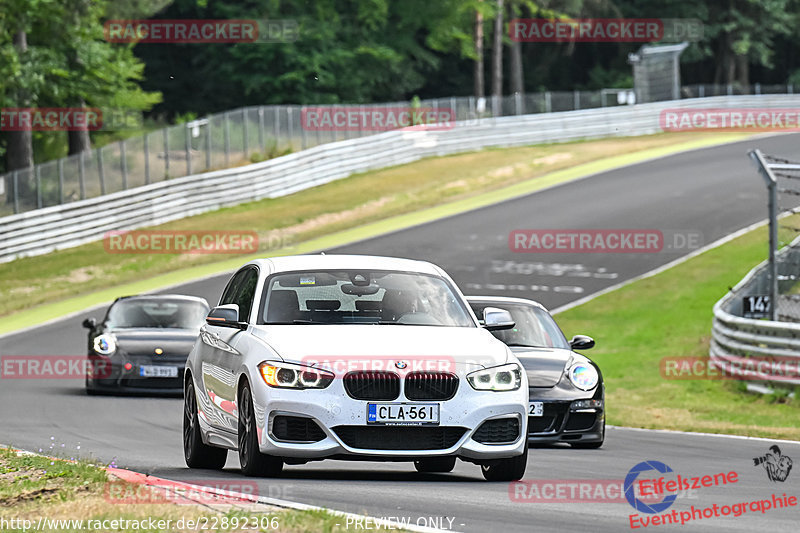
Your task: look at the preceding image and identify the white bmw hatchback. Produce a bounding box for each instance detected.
[183,254,528,480]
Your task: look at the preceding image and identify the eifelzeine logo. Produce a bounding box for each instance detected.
[753,446,793,482]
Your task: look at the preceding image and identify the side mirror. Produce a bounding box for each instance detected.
[82,318,97,329]
[483,307,515,331]
[206,305,247,330]
[569,335,595,350]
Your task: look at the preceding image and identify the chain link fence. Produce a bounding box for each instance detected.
[1,83,797,217]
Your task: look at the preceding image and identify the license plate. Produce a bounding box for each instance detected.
[139,365,178,378]
[529,402,544,417]
[367,403,439,426]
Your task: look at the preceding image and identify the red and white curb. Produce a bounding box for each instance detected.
[3,445,457,533]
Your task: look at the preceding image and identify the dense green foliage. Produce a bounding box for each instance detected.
[2,0,800,170]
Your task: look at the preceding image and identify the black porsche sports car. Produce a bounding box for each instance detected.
[467,296,605,448]
[82,294,209,395]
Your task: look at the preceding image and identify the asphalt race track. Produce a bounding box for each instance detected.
[2,134,800,532]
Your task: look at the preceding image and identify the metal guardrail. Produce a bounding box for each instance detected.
[2,83,794,217]
[4,94,800,263]
[0,91,637,217]
[710,236,800,387]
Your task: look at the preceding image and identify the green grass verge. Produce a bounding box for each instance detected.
[554,218,800,440]
[0,132,750,335]
[0,447,399,532]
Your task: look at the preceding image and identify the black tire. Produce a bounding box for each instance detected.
[481,442,528,481]
[571,419,605,449]
[414,457,457,473]
[238,383,283,477]
[183,380,228,469]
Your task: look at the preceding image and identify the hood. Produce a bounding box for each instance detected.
[253,325,510,372]
[512,347,579,388]
[109,328,199,357]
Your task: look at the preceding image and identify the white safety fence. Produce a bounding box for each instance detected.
[3,94,800,263]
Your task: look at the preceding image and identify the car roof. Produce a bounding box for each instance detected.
[246,254,446,277]
[465,295,550,312]
[115,294,209,306]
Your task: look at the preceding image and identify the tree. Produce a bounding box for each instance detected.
[0,0,162,177]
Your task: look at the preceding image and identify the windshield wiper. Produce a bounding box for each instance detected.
[505,343,545,348]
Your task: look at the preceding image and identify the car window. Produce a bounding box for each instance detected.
[470,302,570,349]
[231,267,259,323]
[220,268,248,307]
[259,270,474,327]
[105,299,208,329]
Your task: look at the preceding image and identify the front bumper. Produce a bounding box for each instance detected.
[527,398,604,444]
[250,379,528,461]
[85,354,185,394]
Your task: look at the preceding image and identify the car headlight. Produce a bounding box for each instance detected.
[467,363,522,391]
[92,334,116,356]
[571,399,603,410]
[258,361,334,389]
[568,362,598,391]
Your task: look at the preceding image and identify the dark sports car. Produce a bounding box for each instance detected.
[82,294,209,395]
[467,296,605,448]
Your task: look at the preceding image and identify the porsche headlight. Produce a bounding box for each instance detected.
[568,362,598,391]
[92,334,116,356]
[467,363,522,391]
[259,361,334,389]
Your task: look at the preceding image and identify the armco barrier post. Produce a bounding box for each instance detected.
[224,111,230,167]
[79,151,86,199]
[163,128,170,178]
[258,107,265,154]
[144,133,150,184]
[97,147,105,195]
[120,140,128,190]
[185,125,191,177]
[12,170,19,214]
[749,149,779,320]
[35,166,42,209]
[57,159,63,203]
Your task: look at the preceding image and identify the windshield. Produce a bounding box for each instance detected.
[470,302,570,349]
[106,299,208,329]
[261,270,473,327]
